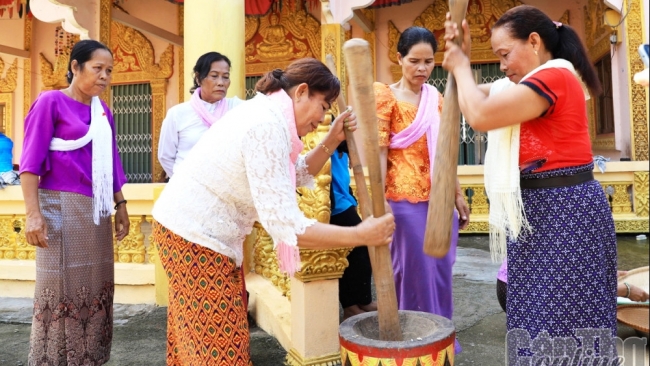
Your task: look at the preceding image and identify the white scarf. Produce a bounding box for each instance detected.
[50,96,113,225]
[484,59,589,261]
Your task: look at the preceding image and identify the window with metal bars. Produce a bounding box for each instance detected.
[594,55,614,135]
[245,76,263,100]
[428,63,504,165]
[111,83,153,183]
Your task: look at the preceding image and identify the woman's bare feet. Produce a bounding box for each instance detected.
[358,302,377,312]
[343,305,365,320]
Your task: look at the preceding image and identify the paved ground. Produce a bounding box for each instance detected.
[1,235,647,365]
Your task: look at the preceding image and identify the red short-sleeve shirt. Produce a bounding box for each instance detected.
[518,68,593,173]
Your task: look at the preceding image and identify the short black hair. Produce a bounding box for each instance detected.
[397,26,438,57]
[67,40,112,84]
[190,52,232,94]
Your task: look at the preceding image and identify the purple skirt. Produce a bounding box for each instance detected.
[507,164,617,358]
[388,200,461,353]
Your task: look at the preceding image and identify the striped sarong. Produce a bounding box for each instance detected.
[29,189,114,366]
[153,223,251,366]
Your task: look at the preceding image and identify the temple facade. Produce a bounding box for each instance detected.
[0,0,647,364]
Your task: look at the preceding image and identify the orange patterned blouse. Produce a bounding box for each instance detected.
[374,82,444,203]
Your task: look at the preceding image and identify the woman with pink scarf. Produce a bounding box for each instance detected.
[158,52,243,180]
[152,58,395,365]
[374,26,470,353]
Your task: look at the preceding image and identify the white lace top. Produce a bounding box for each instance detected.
[152,93,316,266]
[157,96,244,178]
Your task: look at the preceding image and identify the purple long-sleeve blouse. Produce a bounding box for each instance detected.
[19,90,127,197]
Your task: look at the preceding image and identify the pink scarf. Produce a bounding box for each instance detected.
[190,87,230,128]
[265,89,304,276]
[389,84,440,180]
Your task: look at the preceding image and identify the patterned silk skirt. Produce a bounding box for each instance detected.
[507,164,618,359]
[153,223,251,366]
[29,189,115,366]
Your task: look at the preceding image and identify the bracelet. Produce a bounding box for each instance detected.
[319,143,334,156]
[624,282,631,298]
[114,199,127,210]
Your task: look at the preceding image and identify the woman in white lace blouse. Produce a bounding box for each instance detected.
[151,58,395,366]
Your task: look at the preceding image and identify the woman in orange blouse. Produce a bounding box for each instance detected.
[374,26,470,354]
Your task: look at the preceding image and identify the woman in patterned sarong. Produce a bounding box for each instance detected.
[152,58,396,366]
[20,40,129,365]
[443,5,618,362]
[374,26,470,354]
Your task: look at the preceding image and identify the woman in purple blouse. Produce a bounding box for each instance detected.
[20,39,129,365]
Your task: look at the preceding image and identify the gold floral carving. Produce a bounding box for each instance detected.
[110,22,174,83]
[600,183,633,214]
[245,16,260,43]
[462,185,489,215]
[100,0,111,46]
[150,79,167,182]
[558,10,569,26]
[39,52,70,90]
[252,222,291,298]
[0,57,18,93]
[23,16,32,120]
[145,216,158,265]
[286,348,341,366]
[584,0,608,50]
[624,0,648,161]
[0,93,12,138]
[113,215,147,264]
[294,247,351,282]
[0,215,19,259]
[298,127,332,224]
[0,216,34,260]
[321,24,347,112]
[178,5,184,102]
[633,172,649,217]
[245,5,320,75]
[614,219,649,233]
[460,220,489,233]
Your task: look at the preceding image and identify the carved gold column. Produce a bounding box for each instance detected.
[23,17,32,122]
[184,0,245,100]
[100,0,111,103]
[624,0,648,161]
[178,5,184,102]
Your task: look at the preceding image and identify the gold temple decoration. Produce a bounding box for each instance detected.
[293,247,352,282]
[584,0,614,150]
[39,53,69,90]
[113,216,147,264]
[624,0,648,161]
[38,30,80,91]
[0,93,12,138]
[584,0,609,51]
[286,348,341,366]
[178,4,184,103]
[110,21,174,182]
[252,222,291,298]
[633,172,649,217]
[245,4,321,75]
[0,57,18,93]
[360,8,376,79]
[100,0,112,102]
[110,22,174,83]
[23,16,32,120]
[600,182,633,214]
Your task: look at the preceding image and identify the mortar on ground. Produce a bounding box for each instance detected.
[339,310,455,366]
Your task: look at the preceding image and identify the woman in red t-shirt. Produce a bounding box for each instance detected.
[442,5,617,363]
